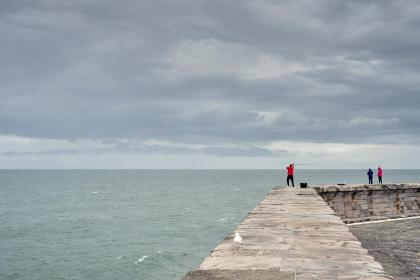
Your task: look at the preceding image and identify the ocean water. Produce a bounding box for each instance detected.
[1,169,419,280]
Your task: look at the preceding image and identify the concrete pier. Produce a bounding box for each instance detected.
[349,218,420,279]
[184,188,392,279]
[315,184,420,223]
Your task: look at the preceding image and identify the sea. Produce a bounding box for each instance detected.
[1,169,419,280]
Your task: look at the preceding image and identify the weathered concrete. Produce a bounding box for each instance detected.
[349,218,420,280]
[184,188,392,280]
[184,269,295,280]
[315,184,420,223]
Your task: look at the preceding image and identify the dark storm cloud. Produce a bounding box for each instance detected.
[1,0,420,156]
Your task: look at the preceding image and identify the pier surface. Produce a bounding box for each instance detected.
[349,218,420,280]
[184,188,391,280]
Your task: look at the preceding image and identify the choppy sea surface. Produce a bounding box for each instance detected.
[1,169,419,280]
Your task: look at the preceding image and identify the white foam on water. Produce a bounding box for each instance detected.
[134,255,148,264]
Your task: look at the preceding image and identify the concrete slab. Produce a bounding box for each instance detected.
[184,269,295,280]
[349,219,420,280]
[184,188,392,280]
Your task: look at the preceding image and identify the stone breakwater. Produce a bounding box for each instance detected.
[314,184,420,223]
[184,187,393,280]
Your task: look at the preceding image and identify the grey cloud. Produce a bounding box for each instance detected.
[1,0,420,154]
[0,140,282,158]
[200,146,287,157]
[1,149,82,156]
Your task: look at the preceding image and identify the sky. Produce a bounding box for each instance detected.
[1,0,420,169]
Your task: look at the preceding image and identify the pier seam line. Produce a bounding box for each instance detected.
[347,215,420,226]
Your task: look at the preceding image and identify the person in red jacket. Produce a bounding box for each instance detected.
[378,166,383,184]
[286,163,294,187]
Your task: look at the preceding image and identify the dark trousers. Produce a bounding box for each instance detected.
[287,175,294,187]
[378,176,382,184]
[369,176,373,184]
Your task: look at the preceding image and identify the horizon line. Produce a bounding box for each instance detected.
[1,168,419,171]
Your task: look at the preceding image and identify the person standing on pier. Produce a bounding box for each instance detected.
[378,166,383,184]
[286,163,295,187]
[367,168,373,184]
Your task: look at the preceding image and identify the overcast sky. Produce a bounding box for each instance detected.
[1,0,420,169]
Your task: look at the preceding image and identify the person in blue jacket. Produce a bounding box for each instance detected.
[367,168,373,184]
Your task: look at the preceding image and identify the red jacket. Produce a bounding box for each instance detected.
[287,165,294,176]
